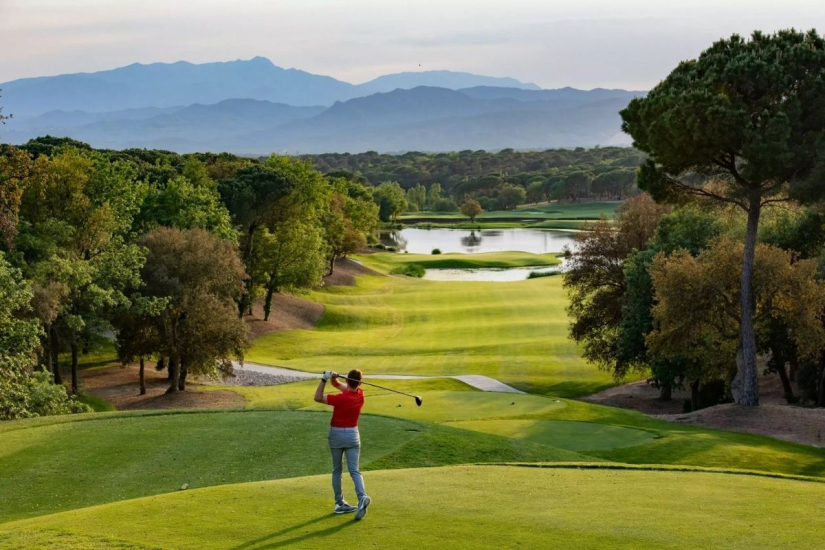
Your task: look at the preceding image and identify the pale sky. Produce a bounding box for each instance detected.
[1,0,824,89]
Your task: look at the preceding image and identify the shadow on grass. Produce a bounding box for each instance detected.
[231,514,356,550]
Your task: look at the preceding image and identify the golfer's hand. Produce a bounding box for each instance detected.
[322,371,334,381]
[330,371,339,382]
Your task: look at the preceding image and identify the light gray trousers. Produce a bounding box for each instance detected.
[328,427,366,505]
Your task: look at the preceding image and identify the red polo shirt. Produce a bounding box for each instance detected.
[327,388,364,428]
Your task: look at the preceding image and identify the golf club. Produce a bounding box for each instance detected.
[337,374,423,407]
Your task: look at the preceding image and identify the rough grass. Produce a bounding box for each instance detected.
[2,465,822,550]
[248,271,613,397]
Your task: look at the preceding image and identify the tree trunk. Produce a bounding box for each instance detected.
[238,224,257,317]
[776,362,796,404]
[789,356,798,382]
[263,284,276,321]
[139,356,146,395]
[178,362,187,391]
[735,198,761,406]
[51,325,62,384]
[817,365,825,407]
[166,355,180,393]
[659,383,672,402]
[45,323,55,382]
[166,356,175,380]
[70,340,79,394]
[328,255,336,275]
[690,379,700,411]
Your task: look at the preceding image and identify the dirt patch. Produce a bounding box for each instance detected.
[244,293,325,338]
[660,404,825,448]
[81,363,245,411]
[322,257,379,287]
[581,380,690,415]
[583,372,825,447]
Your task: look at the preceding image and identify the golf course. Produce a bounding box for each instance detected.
[2,251,824,549]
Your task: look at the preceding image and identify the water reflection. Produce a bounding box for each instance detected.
[380,228,576,254]
[460,231,483,249]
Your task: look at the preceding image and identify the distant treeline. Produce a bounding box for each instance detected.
[305,147,645,211]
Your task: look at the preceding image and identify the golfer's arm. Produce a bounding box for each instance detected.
[314,380,328,404]
[331,379,347,391]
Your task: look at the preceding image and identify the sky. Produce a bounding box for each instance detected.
[1,0,824,90]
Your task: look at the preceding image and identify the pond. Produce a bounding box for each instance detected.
[423,266,561,282]
[380,228,576,254]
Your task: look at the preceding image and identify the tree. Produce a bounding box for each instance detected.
[323,179,379,274]
[0,146,32,246]
[0,90,10,127]
[592,170,635,199]
[0,252,89,420]
[16,149,146,393]
[648,237,825,395]
[460,199,483,222]
[405,184,427,212]
[139,227,249,393]
[255,222,326,321]
[563,195,670,371]
[621,30,825,405]
[497,184,526,210]
[373,182,407,222]
[526,180,545,203]
[426,183,443,210]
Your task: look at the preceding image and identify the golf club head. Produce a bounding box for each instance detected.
[414,396,423,407]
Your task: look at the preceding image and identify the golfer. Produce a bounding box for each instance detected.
[315,369,372,520]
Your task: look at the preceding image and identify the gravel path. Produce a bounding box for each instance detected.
[232,362,524,393]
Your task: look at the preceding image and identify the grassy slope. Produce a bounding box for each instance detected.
[2,465,823,550]
[363,251,561,271]
[215,380,825,478]
[247,270,611,397]
[0,408,586,524]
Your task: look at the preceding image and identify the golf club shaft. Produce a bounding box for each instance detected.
[338,375,418,400]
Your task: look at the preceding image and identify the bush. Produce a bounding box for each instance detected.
[526,270,558,279]
[432,198,458,212]
[432,248,442,255]
[374,244,386,250]
[0,370,92,421]
[391,263,425,278]
[386,246,397,252]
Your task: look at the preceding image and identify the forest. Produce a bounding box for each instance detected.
[0,136,379,419]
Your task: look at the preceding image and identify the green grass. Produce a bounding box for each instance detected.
[216,380,825,478]
[2,465,823,549]
[247,269,612,397]
[0,408,586,524]
[362,251,561,272]
[400,201,622,223]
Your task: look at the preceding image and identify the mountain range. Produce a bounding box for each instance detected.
[0,58,643,154]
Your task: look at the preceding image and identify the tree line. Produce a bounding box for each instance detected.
[565,29,825,408]
[305,147,644,214]
[0,137,378,419]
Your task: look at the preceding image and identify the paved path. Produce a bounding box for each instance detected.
[237,362,524,394]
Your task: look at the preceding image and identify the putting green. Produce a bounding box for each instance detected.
[445,419,658,452]
[248,270,619,397]
[2,465,822,549]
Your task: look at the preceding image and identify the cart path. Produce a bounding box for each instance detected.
[236,362,524,394]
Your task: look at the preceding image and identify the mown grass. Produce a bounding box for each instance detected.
[248,270,612,397]
[0,408,585,524]
[363,251,561,272]
[2,465,822,549]
[400,201,622,222]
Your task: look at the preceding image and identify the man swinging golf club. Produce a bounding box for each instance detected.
[314,369,371,520]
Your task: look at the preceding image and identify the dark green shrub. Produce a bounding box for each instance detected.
[432,248,442,255]
[391,263,425,278]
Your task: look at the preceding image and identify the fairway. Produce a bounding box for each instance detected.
[2,465,822,550]
[248,261,617,397]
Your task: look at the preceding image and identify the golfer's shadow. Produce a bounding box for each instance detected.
[230,514,356,550]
